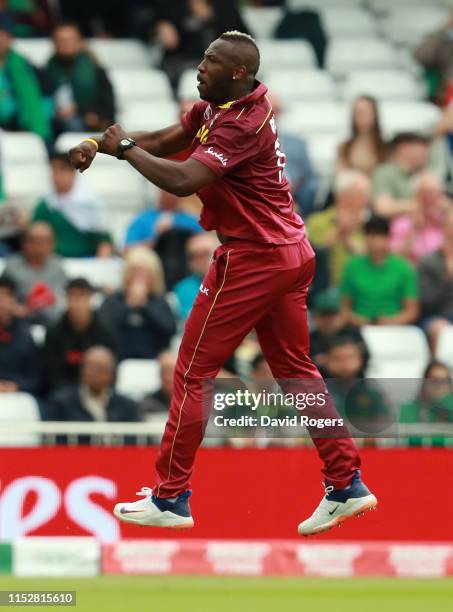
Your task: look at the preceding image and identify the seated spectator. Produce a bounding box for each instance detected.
[3,222,66,325]
[141,350,177,418]
[153,0,250,91]
[373,133,430,218]
[307,170,369,286]
[44,278,117,391]
[269,94,319,216]
[418,205,453,351]
[44,22,115,134]
[390,172,449,263]
[125,190,202,249]
[0,134,27,255]
[400,361,453,447]
[32,154,113,258]
[173,232,218,320]
[1,0,54,38]
[413,9,453,102]
[0,276,40,394]
[341,216,419,327]
[309,288,368,375]
[337,96,388,177]
[100,246,176,360]
[323,336,390,436]
[0,12,51,141]
[45,346,141,441]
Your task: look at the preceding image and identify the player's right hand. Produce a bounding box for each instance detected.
[68,141,97,173]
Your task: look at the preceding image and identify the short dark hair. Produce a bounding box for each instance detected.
[390,132,429,150]
[50,152,74,169]
[66,277,94,293]
[0,275,17,296]
[52,21,82,36]
[220,30,260,75]
[364,216,390,236]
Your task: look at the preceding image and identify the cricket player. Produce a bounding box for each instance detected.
[69,31,377,536]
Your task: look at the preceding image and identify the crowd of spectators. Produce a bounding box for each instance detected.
[0,1,452,445]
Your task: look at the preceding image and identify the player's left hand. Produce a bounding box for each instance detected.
[100,123,128,156]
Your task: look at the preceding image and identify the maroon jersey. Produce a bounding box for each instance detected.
[180,81,305,244]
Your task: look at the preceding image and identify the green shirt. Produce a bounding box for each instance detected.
[306,208,364,287]
[32,200,112,258]
[399,394,453,447]
[372,162,413,199]
[341,254,418,318]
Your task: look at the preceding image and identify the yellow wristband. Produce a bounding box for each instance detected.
[83,138,99,151]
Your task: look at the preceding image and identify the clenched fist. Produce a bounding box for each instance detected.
[68,140,98,173]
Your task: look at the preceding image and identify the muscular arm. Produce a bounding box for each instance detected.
[122,146,217,196]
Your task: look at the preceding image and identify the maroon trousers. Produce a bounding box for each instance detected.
[154,238,361,497]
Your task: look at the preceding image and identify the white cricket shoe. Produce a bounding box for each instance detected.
[113,487,194,529]
[298,471,377,536]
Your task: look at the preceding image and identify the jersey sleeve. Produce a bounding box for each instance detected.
[189,120,258,178]
[180,102,206,138]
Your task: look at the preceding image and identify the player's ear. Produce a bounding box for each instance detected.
[233,65,247,81]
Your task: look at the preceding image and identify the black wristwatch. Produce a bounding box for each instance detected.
[117,137,136,159]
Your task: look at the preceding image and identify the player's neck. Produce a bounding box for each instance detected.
[222,80,256,104]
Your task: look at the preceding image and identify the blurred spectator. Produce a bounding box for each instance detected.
[100,246,176,360]
[44,278,117,391]
[32,154,113,258]
[400,361,453,447]
[172,231,218,320]
[323,336,390,435]
[418,205,453,351]
[341,216,419,327]
[413,10,453,102]
[44,22,115,134]
[373,133,430,219]
[274,6,326,68]
[3,222,66,325]
[0,0,54,38]
[0,276,40,394]
[125,190,202,248]
[309,288,368,375]
[0,12,51,140]
[430,102,453,196]
[307,170,369,287]
[337,96,388,177]
[269,94,319,216]
[153,0,250,91]
[390,172,449,264]
[0,133,27,255]
[45,346,141,431]
[141,350,177,418]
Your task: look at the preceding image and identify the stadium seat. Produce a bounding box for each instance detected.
[305,132,342,176]
[1,132,48,166]
[13,38,52,66]
[288,0,364,7]
[379,101,441,138]
[118,101,179,132]
[435,327,453,371]
[381,7,448,47]
[110,69,173,109]
[116,359,161,400]
[278,102,348,137]
[362,325,430,379]
[259,40,317,72]
[326,38,397,77]
[368,0,443,15]
[342,70,424,101]
[320,8,378,36]
[241,7,284,39]
[266,70,337,102]
[81,164,147,211]
[0,393,41,447]
[4,165,51,208]
[178,69,200,101]
[110,210,138,248]
[88,39,151,69]
[63,257,125,291]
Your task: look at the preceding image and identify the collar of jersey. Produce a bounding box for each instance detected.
[215,80,267,110]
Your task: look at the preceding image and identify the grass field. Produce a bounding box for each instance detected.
[0,576,452,612]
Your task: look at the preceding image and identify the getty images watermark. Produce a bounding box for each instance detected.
[201,378,453,439]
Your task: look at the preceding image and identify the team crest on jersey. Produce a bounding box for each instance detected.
[204,105,213,120]
[196,124,209,144]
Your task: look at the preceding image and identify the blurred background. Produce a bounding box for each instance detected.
[0,0,452,582]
